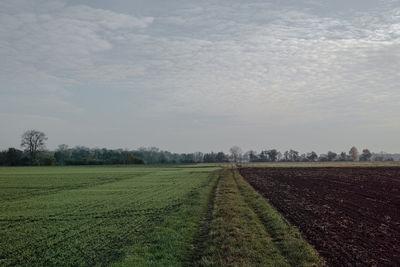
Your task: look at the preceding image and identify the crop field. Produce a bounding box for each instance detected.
[0,165,219,266]
[239,167,400,266]
[5,163,396,266]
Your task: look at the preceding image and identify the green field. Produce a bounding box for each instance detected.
[0,166,219,266]
[0,165,322,266]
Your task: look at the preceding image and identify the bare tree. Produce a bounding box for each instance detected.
[21,130,47,165]
[229,146,243,163]
[349,146,358,161]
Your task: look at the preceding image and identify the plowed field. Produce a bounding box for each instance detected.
[239,167,400,266]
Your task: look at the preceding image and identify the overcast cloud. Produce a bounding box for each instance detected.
[1,0,399,153]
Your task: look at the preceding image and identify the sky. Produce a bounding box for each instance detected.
[0,0,399,154]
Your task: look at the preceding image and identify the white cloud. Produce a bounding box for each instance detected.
[0,0,154,116]
[58,5,154,30]
[0,0,399,152]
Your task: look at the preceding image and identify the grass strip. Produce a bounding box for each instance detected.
[198,168,289,266]
[232,168,323,266]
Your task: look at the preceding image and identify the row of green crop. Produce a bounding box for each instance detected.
[0,166,219,266]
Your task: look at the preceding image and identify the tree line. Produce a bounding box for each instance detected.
[0,130,397,166]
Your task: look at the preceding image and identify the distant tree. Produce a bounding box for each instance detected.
[372,152,394,162]
[21,130,48,165]
[282,149,299,162]
[359,149,372,161]
[193,152,204,163]
[215,152,229,162]
[306,151,318,162]
[158,152,168,163]
[40,152,56,166]
[120,151,134,164]
[289,149,299,161]
[0,150,6,166]
[338,152,348,161]
[299,153,308,162]
[71,146,91,163]
[266,149,279,162]
[349,146,359,161]
[283,150,290,161]
[6,148,28,166]
[136,147,160,164]
[203,152,216,163]
[276,151,282,161]
[259,150,268,162]
[318,154,328,162]
[327,151,337,161]
[242,151,250,162]
[180,153,195,163]
[54,144,71,165]
[230,146,243,163]
[373,155,384,161]
[247,150,259,162]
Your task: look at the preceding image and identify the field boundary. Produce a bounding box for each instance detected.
[232,168,323,266]
[195,166,322,266]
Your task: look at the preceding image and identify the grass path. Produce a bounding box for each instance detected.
[195,167,322,266]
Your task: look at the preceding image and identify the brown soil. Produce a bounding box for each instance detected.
[239,167,400,267]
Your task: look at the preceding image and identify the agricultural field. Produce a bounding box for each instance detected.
[239,167,400,266]
[4,163,397,266]
[0,165,219,266]
[0,165,324,266]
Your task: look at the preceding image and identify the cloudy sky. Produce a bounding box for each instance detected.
[1,0,399,153]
